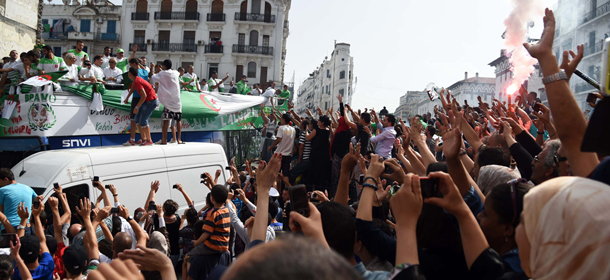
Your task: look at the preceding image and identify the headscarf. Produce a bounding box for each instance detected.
[149,231,169,257]
[523,177,610,280]
[477,165,521,195]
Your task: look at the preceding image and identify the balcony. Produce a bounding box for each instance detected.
[151,42,197,53]
[97,32,120,42]
[232,45,273,56]
[582,1,610,24]
[129,43,147,53]
[583,40,604,57]
[206,13,225,22]
[204,45,223,54]
[68,31,95,40]
[154,12,200,21]
[131,12,149,21]
[234,12,275,23]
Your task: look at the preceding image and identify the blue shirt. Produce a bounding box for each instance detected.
[353,262,390,280]
[132,69,149,98]
[231,198,243,218]
[12,252,54,280]
[503,248,523,273]
[0,183,37,227]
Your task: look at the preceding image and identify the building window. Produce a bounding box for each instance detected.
[208,63,219,79]
[247,62,256,78]
[339,89,344,96]
[326,69,330,78]
[249,30,258,45]
[80,19,91,32]
[340,71,345,79]
[134,30,146,44]
[238,33,245,45]
[42,19,48,25]
[53,47,61,57]
[262,35,269,47]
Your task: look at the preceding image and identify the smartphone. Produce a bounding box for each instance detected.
[147,201,157,212]
[0,234,17,249]
[230,183,240,191]
[420,177,439,199]
[358,174,364,185]
[200,174,205,179]
[601,38,610,96]
[173,184,178,189]
[104,185,110,189]
[32,199,40,210]
[93,176,99,182]
[289,185,310,220]
[110,207,120,214]
[586,92,598,104]
[532,102,541,113]
[225,166,232,170]
[53,182,59,189]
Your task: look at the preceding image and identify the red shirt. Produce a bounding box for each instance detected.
[133,76,157,102]
[54,242,67,279]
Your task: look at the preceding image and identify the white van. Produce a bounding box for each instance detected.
[10,143,230,214]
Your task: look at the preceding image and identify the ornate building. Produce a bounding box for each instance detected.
[121,0,291,86]
[488,50,545,104]
[295,42,355,115]
[42,1,122,57]
[0,0,39,56]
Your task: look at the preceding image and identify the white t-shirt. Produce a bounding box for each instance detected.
[101,55,111,69]
[103,66,123,82]
[183,72,198,88]
[83,65,104,80]
[262,88,275,106]
[251,88,261,96]
[208,78,224,92]
[275,125,295,156]
[201,83,209,92]
[150,69,182,112]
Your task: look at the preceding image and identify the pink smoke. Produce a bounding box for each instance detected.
[503,0,547,92]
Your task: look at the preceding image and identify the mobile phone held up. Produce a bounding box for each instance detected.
[586,92,598,105]
[173,184,178,189]
[53,182,59,189]
[359,174,364,185]
[32,198,40,210]
[148,201,157,212]
[0,234,17,249]
[289,185,310,223]
[532,102,541,113]
[93,176,99,182]
[419,177,440,199]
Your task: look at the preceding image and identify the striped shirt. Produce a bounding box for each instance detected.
[202,206,230,252]
[299,130,311,161]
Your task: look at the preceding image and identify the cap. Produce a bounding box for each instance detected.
[117,48,125,53]
[19,235,40,263]
[269,187,280,197]
[45,235,58,255]
[63,245,88,275]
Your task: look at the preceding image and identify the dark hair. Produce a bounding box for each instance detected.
[177,67,184,72]
[225,235,362,280]
[163,199,179,216]
[193,220,205,239]
[42,45,53,52]
[0,168,14,181]
[268,201,278,219]
[185,208,198,225]
[316,202,355,260]
[46,235,57,255]
[93,54,103,62]
[211,71,218,76]
[211,185,228,204]
[104,46,110,50]
[281,113,291,124]
[426,162,448,175]
[0,255,13,280]
[206,193,212,206]
[529,92,538,98]
[26,50,40,61]
[319,115,331,127]
[129,58,139,65]
[301,119,310,129]
[128,67,138,77]
[477,146,510,168]
[394,125,403,137]
[488,182,531,228]
[386,114,396,126]
[76,40,84,44]
[162,59,172,70]
[427,126,436,136]
[360,112,371,124]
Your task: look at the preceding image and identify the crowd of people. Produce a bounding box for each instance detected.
[0,8,608,280]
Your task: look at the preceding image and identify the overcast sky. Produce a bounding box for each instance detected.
[47,0,549,112]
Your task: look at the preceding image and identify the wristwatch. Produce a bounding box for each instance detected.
[542,70,568,85]
[16,225,25,230]
[126,216,133,222]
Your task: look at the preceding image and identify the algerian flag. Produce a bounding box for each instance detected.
[19,70,69,87]
[121,72,132,90]
[62,84,265,119]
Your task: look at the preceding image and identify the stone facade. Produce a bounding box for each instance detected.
[0,0,39,56]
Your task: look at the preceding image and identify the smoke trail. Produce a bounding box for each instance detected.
[503,0,547,94]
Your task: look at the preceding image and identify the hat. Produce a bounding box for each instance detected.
[63,245,88,275]
[269,187,280,197]
[117,48,125,53]
[19,235,40,263]
[45,235,58,255]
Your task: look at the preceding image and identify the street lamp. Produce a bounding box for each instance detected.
[379,106,388,120]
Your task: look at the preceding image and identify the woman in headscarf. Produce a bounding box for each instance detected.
[426,175,610,280]
[477,165,521,195]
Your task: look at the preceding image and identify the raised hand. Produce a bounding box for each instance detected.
[441,111,463,159]
[132,44,138,52]
[532,103,551,123]
[76,198,92,220]
[341,142,360,172]
[381,159,406,185]
[424,172,470,217]
[365,154,385,179]
[390,174,423,225]
[48,197,59,210]
[560,44,584,80]
[256,153,282,193]
[108,184,118,197]
[17,203,29,222]
[523,8,556,59]
[118,205,129,220]
[88,259,145,280]
[289,202,328,247]
[150,180,160,193]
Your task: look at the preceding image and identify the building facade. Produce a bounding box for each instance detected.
[121,0,290,87]
[295,43,354,115]
[553,0,609,109]
[394,91,427,120]
[0,0,39,56]
[488,50,545,105]
[42,1,122,58]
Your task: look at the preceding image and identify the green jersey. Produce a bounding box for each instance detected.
[236,80,251,95]
[37,56,67,73]
[68,49,88,67]
[278,89,290,104]
[115,57,128,73]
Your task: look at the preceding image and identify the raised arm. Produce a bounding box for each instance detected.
[93,179,111,207]
[252,153,281,242]
[356,154,386,222]
[16,203,28,238]
[336,143,360,206]
[31,197,49,254]
[175,184,193,207]
[0,211,14,234]
[119,205,148,248]
[10,238,33,280]
[523,8,598,177]
[48,197,64,245]
[144,180,159,210]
